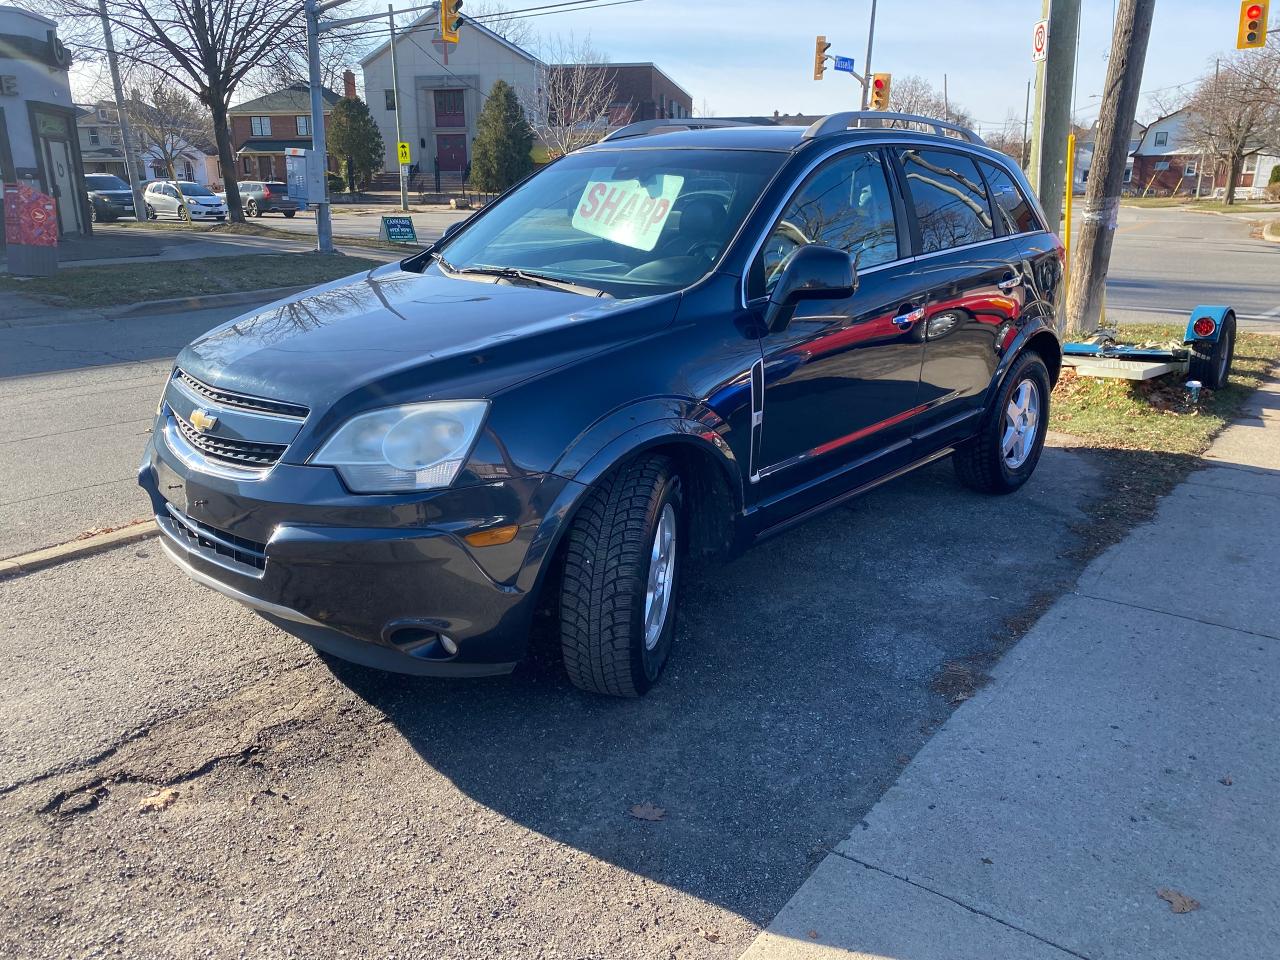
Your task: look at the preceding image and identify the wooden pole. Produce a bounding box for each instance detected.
[1065,0,1157,334]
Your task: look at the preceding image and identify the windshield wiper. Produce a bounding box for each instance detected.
[453,265,610,299]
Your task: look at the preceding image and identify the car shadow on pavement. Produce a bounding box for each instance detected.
[321,448,1107,925]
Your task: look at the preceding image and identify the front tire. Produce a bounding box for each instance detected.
[559,455,683,697]
[953,352,1051,495]
[145,204,156,220]
[246,199,259,217]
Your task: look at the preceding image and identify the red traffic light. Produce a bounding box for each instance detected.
[873,77,886,90]
[1246,3,1263,17]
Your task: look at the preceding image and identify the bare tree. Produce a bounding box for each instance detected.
[35,0,371,222]
[524,34,616,158]
[984,112,1028,163]
[125,68,214,204]
[693,97,716,118]
[886,74,973,127]
[1183,48,1280,204]
[465,0,537,50]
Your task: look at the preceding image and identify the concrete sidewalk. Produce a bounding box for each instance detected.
[740,381,1280,960]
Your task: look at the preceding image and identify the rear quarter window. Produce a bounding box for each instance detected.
[978,160,1042,235]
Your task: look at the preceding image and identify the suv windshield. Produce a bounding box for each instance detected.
[85,174,129,191]
[179,182,214,196]
[432,148,786,298]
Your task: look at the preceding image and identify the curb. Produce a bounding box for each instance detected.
[1264,220,1280,244]
[0,522,158,577]
[111,285,313,318]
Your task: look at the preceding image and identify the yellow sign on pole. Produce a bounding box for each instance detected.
[1063,131,1076,303]
[397,141,411,165]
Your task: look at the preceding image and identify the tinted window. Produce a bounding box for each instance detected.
[85,174,128,191]
[898,148,994,253]
[979,161,1040,234]
[179,182,214,196]
[757,149,899,294]
[266,182,288,192]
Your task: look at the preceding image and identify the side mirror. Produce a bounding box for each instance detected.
[764,244,856,333]
[441,220,464,241]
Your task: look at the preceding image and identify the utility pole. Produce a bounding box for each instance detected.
[305,0,335,253]
[1030,0,1082,235]
[860,0,878,110]
[96,0,145,221]
[1066,0,1156,334]
[943,73,950,123]
[388,5,408,211]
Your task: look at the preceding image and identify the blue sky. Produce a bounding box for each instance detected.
[529,0,1234,130]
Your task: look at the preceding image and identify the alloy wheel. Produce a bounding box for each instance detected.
[1002,379,1040,469]
[643,503,677,651]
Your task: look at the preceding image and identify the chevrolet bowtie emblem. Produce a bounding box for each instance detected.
[189,408,218,433]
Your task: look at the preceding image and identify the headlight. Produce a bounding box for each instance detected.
[312,400,488,493]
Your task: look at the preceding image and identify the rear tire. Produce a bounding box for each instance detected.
[283,210,297,219]
[246,199,259,217]
[559,455,682,697]
[1188,315,1235,391]
[953,352,1051,495]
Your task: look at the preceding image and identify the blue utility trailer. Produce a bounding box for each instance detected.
[1062,305,1237,390]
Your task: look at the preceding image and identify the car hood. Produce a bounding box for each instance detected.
[91,190,133,201]
[178,262,672,416]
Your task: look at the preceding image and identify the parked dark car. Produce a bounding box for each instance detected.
[237,181,299,218]
[140,112,1064,697]
[84,173,136,222]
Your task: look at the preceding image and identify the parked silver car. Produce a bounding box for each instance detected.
[237,181,300,218]
[144,181,228,222]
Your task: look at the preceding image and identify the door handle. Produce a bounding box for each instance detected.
[997,274,1023,292]
[892,306,925,331]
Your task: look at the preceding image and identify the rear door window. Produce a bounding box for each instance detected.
[896,148,995,253]
[977,160,1041,235]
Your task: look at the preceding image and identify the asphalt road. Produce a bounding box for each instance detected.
[0,442,1107,959]
[1076,205,1280,330]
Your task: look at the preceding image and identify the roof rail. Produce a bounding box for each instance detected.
[599,118,761,142]
[802,111,985,145]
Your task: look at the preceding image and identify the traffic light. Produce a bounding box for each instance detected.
[813,35,830,80]
[441,0,463,44]
[1237,1,1269,48]
[869,73,891,110]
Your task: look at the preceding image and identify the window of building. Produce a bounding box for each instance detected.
[1154,131,1169,147]
[250,116,272,137]
[1243,155,1258,174]
[757,149,900,292]
[88,126,100,146]
[183,160,195,180]
[1155,160,1171,171]
[243,157,252,174]
[385,89,396,111]
[296,115,310,136]
[433,89,465,126]
[898,148,994,253]
[1123,166,1133,184]
[979,160,1040,235]
[1184,161,1197,177]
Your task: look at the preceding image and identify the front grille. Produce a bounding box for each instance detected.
[176,370,309,420]
[163,503,267,572]
[173,410,288,469]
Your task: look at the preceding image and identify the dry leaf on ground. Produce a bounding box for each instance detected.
[629,801,666,822]
[139,788,179,813]
[1157,888,1201,913]
[696,929,720,943]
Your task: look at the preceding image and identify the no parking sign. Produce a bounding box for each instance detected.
[1032,18,1049,61]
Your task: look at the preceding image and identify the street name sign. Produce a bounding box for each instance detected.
[380,215,418,244]
[833,56,855,74]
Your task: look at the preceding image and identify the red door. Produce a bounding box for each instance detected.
[436,134,467,175]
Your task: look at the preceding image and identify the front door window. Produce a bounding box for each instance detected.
[434,89,465,127]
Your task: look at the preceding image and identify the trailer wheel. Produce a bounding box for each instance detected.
[1189,315,1236,391]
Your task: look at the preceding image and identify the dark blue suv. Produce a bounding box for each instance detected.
[140,112,1064,697]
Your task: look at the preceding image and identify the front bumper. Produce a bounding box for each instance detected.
[139,427,574,676]
[188,206,227,220]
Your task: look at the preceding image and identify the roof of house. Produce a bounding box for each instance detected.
[360,11,539,67]
[230,83,340,114]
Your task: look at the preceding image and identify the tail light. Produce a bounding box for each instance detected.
[1193,316,1216,337]
[262,186,272,198]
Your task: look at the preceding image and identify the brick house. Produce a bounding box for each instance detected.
[561,62,693,125]
[1131,106,1279,198]
[228,79,346,181]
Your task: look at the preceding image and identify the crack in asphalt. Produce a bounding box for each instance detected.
[826,849,1094,960]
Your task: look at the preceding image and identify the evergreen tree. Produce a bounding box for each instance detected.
[470,80,534,193]
[327,96,384,192]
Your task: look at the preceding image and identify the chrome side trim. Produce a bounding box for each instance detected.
[158,537,322,627]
